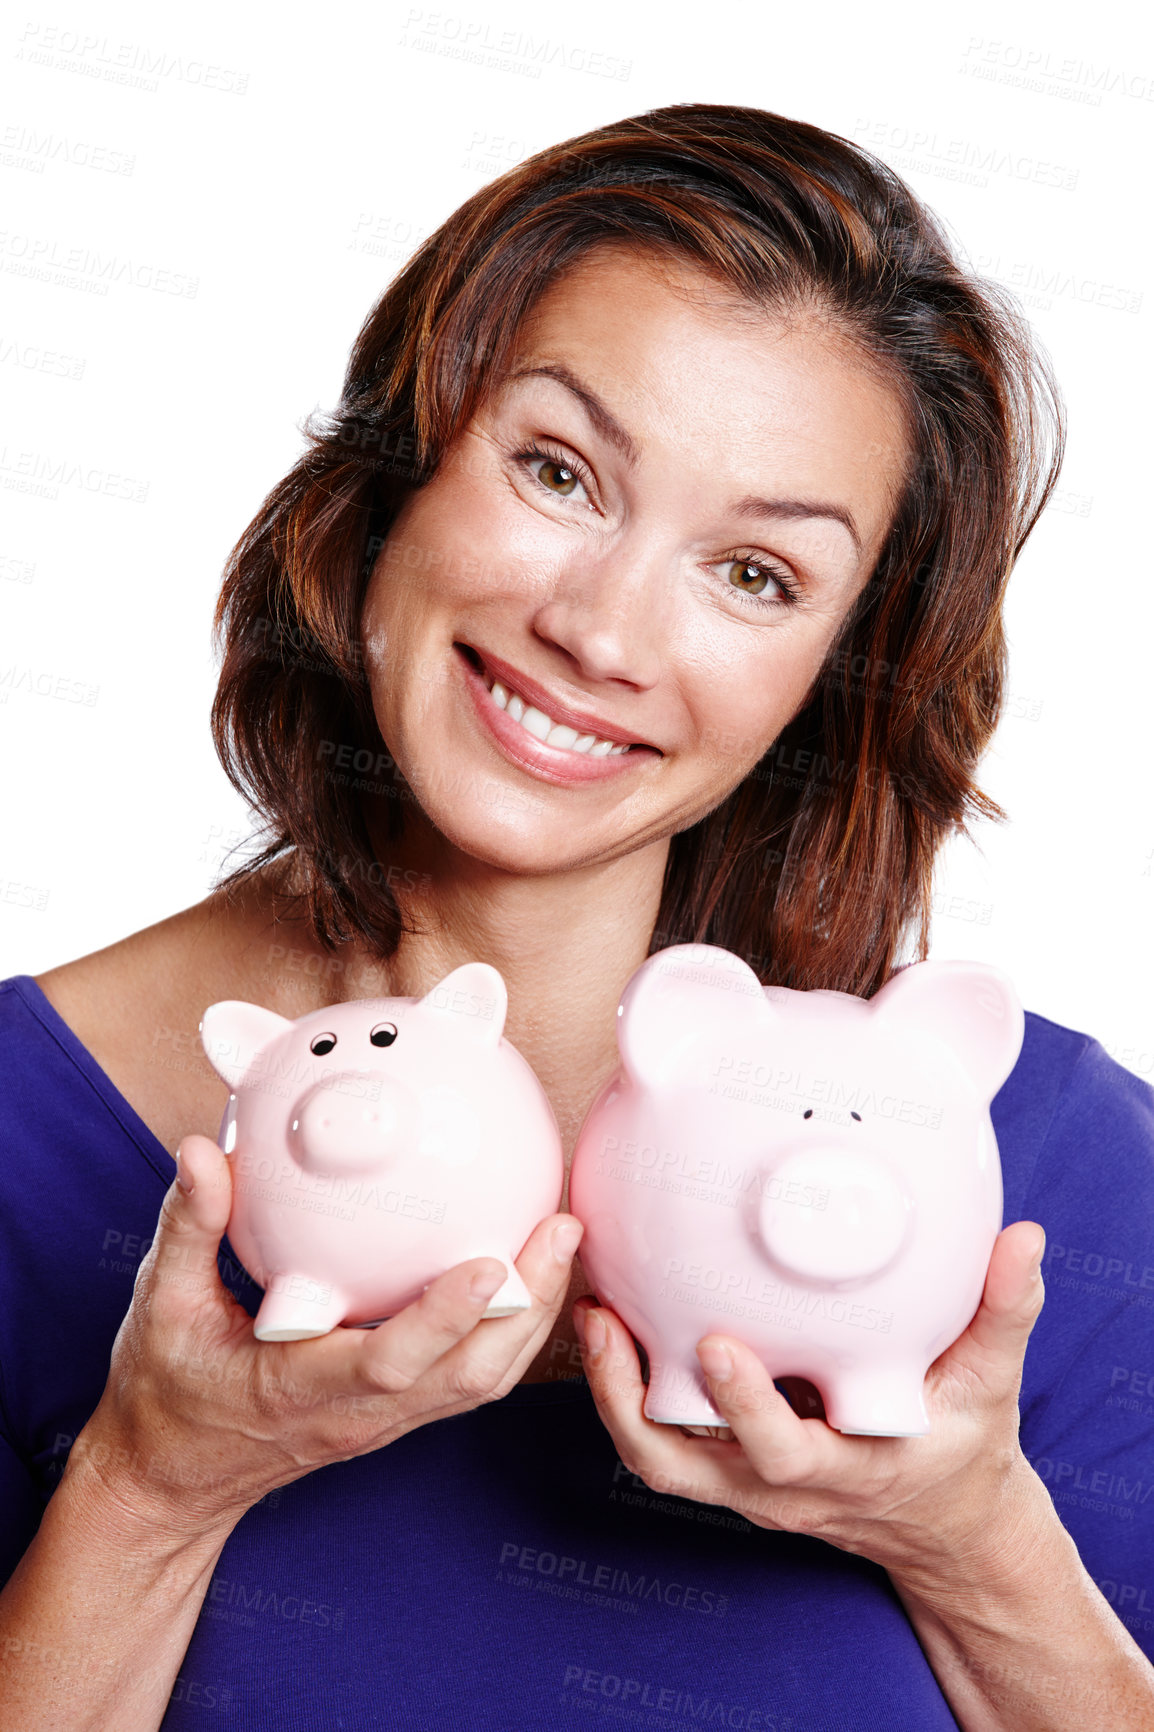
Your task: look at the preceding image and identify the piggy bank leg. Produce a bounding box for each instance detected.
[254,1273,351,1341]
[476,1259,534,1320]
[644,1357,725,1427]
[823,1365,930,1437]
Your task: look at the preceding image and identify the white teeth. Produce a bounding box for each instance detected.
[485,673,632,756]
[519,704,554,744]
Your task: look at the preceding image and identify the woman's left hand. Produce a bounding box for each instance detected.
[573,1219,1048,1585]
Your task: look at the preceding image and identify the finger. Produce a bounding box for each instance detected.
[422,1213,585,1399]
[694,1335,836,1486]
[941,1221,1046,1396]
[329,1213,581,1398]
[575,1303,726,1491]
[576,1300,672,1453]
[341,1255,512,1396]
[577,1308,841,1529]
[573,1299,644,1407]
[138,1134,235,1316]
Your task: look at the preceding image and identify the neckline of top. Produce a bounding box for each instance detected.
[7,972,178,1181]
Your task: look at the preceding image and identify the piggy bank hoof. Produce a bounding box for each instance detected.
[254,1275,350,1341]
[476,1261,533,1319]
[825,1368,930,1436]
[643,1361,724,1427]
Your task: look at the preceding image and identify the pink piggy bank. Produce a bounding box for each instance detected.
[199,963,563,1341]
[569,945,1024,1435]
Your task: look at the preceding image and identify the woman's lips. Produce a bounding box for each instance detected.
[455,645,660,787]
[465,643,658,748]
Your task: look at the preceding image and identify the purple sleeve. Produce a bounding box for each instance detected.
[1016,1037,1154,1660]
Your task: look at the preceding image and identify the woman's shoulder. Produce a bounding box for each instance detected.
[14,862,381,1160]
[1021,1005,1153,1169]
[10,873,297,1161]
[1008,1013,1154,1601]
[28,904,232,1161]
[993,1006,1153,1224]
[998,1004,1150,1219]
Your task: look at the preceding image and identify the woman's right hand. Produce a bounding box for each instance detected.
[70,1133,583,1535]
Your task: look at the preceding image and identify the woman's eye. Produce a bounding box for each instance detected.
[516,444,593,506]
[535,456,580,496]
[727,557,772,596]
[719,556,799,608]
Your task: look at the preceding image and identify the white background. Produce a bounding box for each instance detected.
[1,0,1151,1075]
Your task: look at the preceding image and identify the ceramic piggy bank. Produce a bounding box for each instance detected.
[199,963,563,1341]
[569,945,1024,1435]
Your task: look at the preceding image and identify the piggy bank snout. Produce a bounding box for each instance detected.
[290,1074,413,1172]
[754,1144,914,1286]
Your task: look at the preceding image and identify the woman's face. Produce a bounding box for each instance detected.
[361,246,911,876]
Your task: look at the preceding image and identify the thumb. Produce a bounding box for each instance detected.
[173,1133,233,1220]
[146,1133,235,1304]
[944,1220,1046,1395]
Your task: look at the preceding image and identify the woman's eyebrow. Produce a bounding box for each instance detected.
[504,361,640,466]
[504,358,862,557]
[731,494,861,557]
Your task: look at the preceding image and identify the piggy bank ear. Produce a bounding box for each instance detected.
[417,963,507,1048]
[617,945,769,1088]
[200,1001,294,1092]
[872,960,1025,1097]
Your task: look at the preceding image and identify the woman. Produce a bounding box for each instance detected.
[1,103,1152,1729]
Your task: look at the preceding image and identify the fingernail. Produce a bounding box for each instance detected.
[175,1145,195,1195]
[698,1341,733,1381]
[572,1303,587,1346]
[582,1309,606,1355]
[551,1220,582,1263]
[1029,1228,1046,1276]
[470,1267,505,1302]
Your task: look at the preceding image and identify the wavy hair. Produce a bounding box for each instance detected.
[209,102,1063,996]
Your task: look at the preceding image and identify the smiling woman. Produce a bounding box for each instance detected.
[354,250,909,878]
[2,102,1153,1732]
[207,106,1054,999]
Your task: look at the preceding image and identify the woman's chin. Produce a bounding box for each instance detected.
[424,811,620,878]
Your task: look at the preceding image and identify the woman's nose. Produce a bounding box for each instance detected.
[528,542,666,690]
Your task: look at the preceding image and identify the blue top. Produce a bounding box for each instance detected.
[2,971,1153,1731]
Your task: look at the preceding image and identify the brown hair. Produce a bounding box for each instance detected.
[210,102,1063,996]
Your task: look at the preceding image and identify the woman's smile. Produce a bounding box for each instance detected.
[455,642,663,788]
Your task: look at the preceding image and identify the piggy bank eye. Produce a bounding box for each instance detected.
[851,1111,862,1122]
[370,1022,398,1048]
[310,1033,338,1056]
